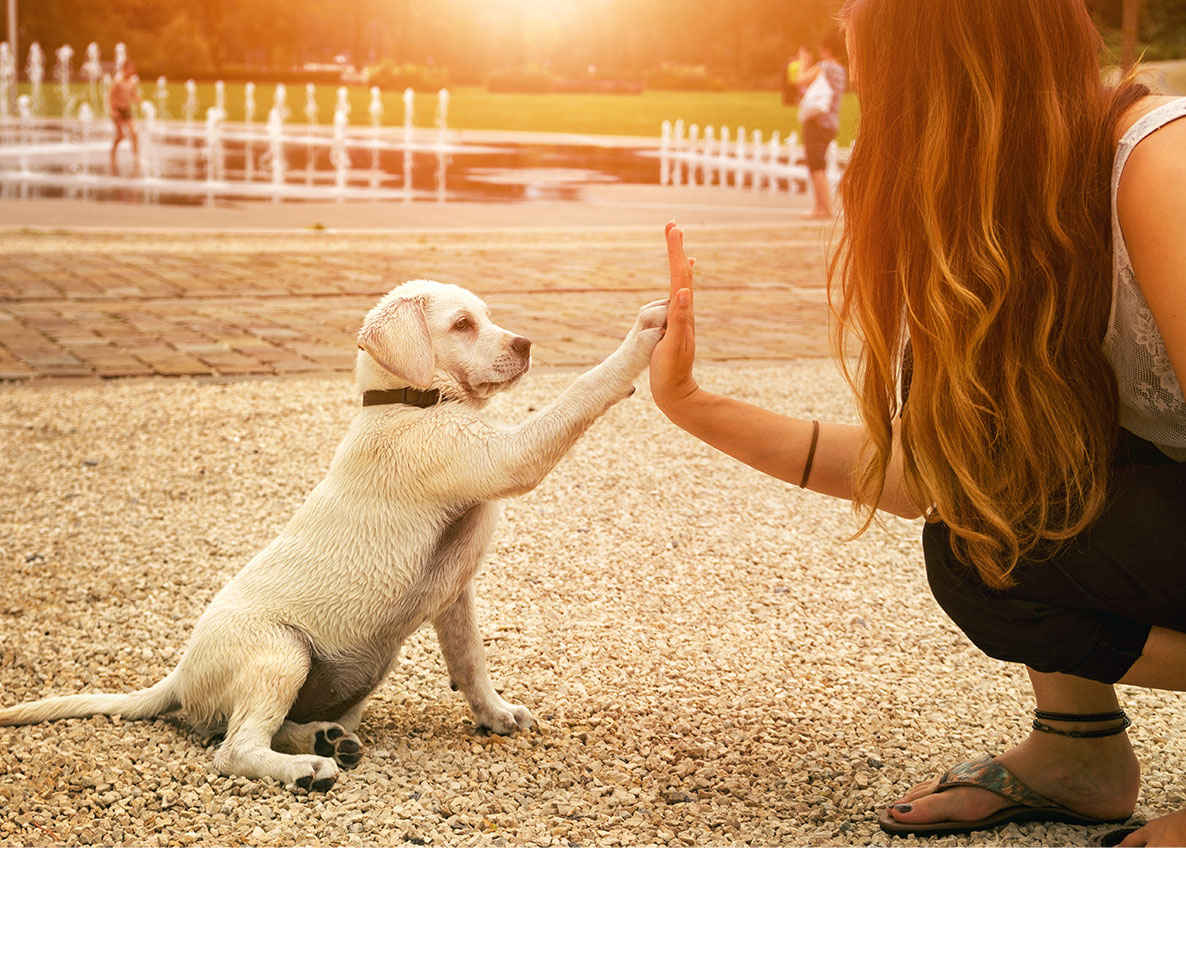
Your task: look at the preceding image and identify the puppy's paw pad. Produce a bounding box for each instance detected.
[293,774,336,793]
[314,726,364,769]
[512,709,538,732]
[288,757,338,793]
[335,739,363,768]
[478,702,537,735]
[636,303,669,330]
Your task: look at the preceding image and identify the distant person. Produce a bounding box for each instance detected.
[782,45,810,106]
[109,60,142,176]
[795,35,847,219]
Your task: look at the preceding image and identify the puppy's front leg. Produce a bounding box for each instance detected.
[463,300,668,500]
[434,581,535,734]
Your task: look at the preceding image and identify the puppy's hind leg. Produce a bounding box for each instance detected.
[211,631,340,791]
[435,582,536,735]
[272,699,366,770]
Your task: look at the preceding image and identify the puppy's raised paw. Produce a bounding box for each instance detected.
[634,299,670,333]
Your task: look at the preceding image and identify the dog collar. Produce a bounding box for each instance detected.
[362,387,442,408]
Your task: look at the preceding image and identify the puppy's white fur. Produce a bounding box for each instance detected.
[0,280,667,790]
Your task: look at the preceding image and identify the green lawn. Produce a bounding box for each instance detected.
[443,88,860,146]
[24,81,860,146]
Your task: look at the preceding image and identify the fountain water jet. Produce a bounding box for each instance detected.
[244,82,256,181]
[26,43,45,118]
[83,43,101,110]
[0,43,14,129]
[435,88,449,147]
[16,93,30,177]
[184,79,197,179]
[267,92,285,196]
[56,45,74,118]
[76,101,94,186]
[140,100,159,186]
[205,106,225,198]
[332,100,350,195]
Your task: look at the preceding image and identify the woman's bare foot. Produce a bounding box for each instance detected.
[884,723,1140,830]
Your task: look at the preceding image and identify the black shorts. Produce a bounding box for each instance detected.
[923,430,1186,683]
[801,116,837,172]
[112,107,132,122]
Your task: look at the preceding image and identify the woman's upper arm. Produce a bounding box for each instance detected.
[1117,118,1186,392]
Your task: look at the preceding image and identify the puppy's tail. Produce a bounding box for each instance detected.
[0,669,182,726]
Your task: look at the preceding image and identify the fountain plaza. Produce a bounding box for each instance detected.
[0,41,845,208]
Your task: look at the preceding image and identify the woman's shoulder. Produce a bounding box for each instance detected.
[1115,96,1186,194]
[1113,95,1186,151]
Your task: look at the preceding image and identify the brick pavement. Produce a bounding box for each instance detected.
[0,225,834,382]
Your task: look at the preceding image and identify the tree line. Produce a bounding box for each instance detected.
[14,0,1186,86]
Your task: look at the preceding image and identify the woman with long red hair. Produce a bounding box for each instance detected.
[650,0,1186,845]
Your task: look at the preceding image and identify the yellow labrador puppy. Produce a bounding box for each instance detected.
[0,281,667,791]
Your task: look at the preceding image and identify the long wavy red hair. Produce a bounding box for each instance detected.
[831,0,1146,589]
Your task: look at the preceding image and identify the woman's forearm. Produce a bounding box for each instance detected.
[658,387,921,518]
[650,224,919,517]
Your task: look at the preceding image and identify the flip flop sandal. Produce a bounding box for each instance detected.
[877,756,1132,837]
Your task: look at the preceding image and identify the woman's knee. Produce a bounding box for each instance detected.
[923,522,1044,666]
[920,521,1137,678]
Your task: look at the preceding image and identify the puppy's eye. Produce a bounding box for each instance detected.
[452,317,473,332]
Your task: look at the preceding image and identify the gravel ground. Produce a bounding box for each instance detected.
[2,360,1183,848]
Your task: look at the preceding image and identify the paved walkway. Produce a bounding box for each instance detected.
[0,191,834,382]
[3,56,1183,385]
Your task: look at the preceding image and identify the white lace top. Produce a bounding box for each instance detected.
[1102,97,1186,462]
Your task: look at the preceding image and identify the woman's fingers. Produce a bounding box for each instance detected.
[665,222,695,345]
[651,223,701,411]
[666,221,694,303]
[660,223,695,358]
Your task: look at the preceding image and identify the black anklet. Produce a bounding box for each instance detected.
[1031,709,1131,738]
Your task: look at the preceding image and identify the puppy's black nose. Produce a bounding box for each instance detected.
[511,337,531,357]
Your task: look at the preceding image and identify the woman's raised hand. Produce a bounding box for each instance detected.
[649,221,699,414]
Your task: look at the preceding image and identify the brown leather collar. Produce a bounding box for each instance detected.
[362,387,442,408]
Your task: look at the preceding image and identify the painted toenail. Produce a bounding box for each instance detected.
[892,803,913,814]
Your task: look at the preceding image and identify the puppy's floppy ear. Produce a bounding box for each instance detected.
[357,293,435,388]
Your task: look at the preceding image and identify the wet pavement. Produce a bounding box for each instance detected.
[0,187,835,382]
